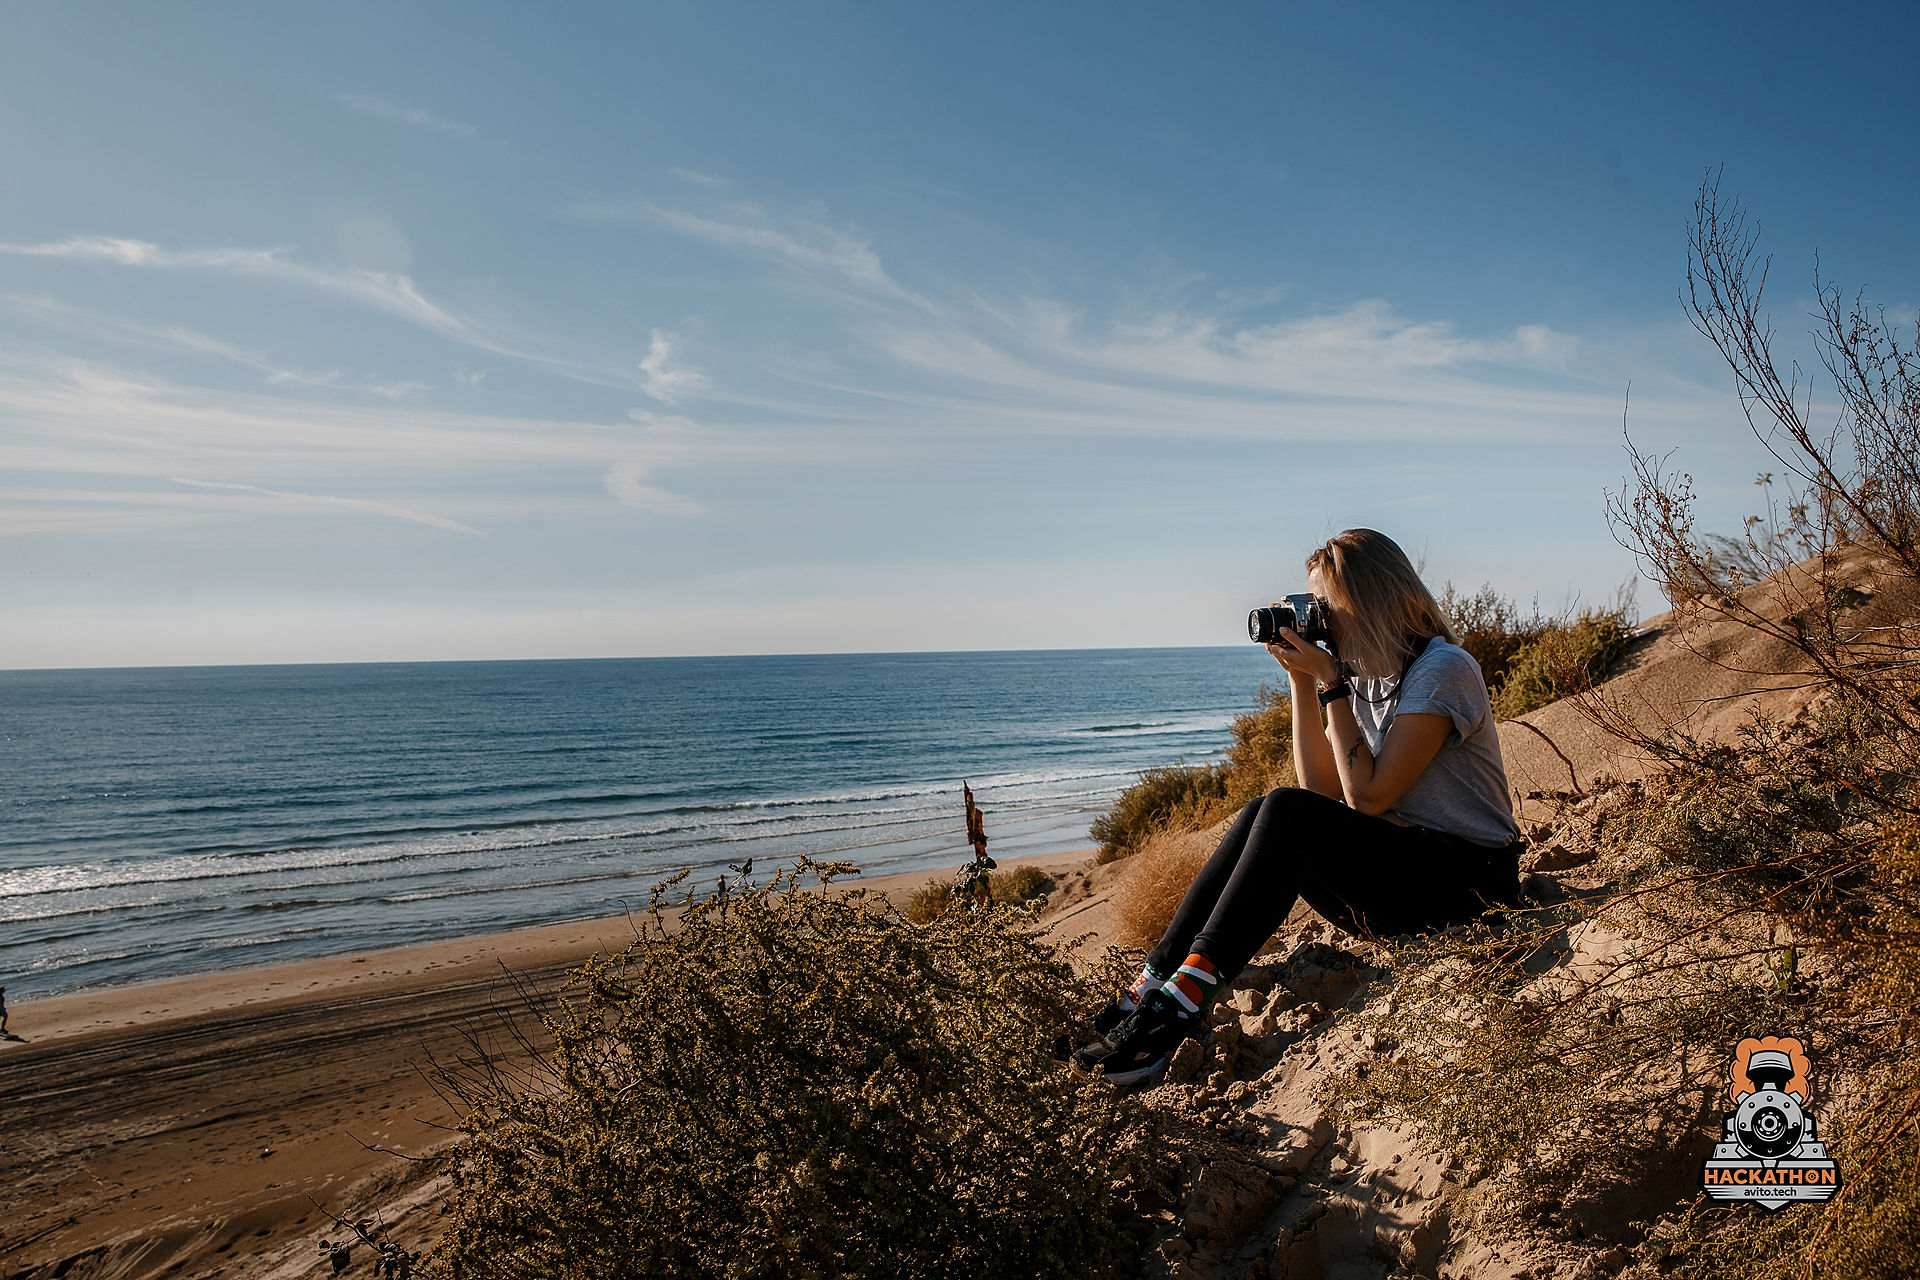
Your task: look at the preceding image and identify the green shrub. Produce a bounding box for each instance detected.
[1440,581,1550,693]
[1090,762,1232,863]
[1090,686,1295,862]
[427,862,1170,1280]
[1490,607,1637,719]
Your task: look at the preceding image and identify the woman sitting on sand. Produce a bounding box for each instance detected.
[1075,528,1524,1085]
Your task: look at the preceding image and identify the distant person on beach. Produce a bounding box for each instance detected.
[1,986,9,1035]
[1075,528,1523,1085]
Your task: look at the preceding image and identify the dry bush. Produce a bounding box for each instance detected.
[1608,170,1920,727]
[1091,687,1294,862]
[425,861,1172,1280]
[1112,825,1223,948]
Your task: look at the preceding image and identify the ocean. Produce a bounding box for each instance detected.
[0,647,1275,999]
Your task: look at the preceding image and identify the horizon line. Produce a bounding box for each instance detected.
[0,640,1265,677]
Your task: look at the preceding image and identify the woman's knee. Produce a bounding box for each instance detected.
[1258,786,1330,816]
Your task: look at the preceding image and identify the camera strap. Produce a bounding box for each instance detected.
[1350,635,1436,707]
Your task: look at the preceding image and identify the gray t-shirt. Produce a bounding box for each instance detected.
[1350,636,1520,847]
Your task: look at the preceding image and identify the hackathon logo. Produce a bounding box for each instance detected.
[1701,1036,1840,1210]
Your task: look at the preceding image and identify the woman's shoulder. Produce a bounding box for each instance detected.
[1406,637,1488,690]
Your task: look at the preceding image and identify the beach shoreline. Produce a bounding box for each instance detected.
[7,848,1099,1051]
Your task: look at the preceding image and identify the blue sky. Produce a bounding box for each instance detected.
[3,2,1915,667]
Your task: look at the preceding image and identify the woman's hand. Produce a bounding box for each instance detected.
[1265,627,1340,687]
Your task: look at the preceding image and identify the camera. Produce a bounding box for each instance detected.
[1248,593,1332,647]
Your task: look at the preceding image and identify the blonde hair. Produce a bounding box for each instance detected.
[1306,528,1457,680]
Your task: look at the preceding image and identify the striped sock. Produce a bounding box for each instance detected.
[1161,953,1225,1016]
[1119,961,1169,1013]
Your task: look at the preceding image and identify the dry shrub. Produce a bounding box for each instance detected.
[1113,825,1223,948]
[426,861,1172,1279]
[995,863,1053,906]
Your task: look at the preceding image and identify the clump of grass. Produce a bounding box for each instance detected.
[994,863,1053,906]
[902,863,1054,924]
[1091,687,1294,862]
[903,878,955,923]
[1113,826,1221,948]
[427,861,1171,1279]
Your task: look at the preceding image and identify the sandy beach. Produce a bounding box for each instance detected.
[1,849,1103,1280]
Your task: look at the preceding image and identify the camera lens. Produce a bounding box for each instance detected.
[1249,604,1293,645]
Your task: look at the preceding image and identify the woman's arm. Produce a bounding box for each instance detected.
[1285,667,1342,800]
[1324,700,1451,816]
[1271,628,1451,816]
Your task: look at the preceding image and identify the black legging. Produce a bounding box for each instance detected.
[1145,786,1523,983]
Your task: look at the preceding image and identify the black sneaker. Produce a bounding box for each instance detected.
[1070,1031,1117,1074]
[1052,996,1137,1065]
[1056,993,1140,1063]
[1089,988,1202,1087]
[1087,995,1134,1046]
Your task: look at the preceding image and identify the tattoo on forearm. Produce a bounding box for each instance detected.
[1345,741,1361,767]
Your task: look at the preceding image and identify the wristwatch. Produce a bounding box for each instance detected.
[1317,679,1353,707]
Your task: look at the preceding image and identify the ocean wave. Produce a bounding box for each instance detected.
[0,766,1147,901]
[1067,716,1233,738]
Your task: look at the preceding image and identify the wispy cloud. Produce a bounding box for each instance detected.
[4,294,426,398]
[169,477,482,534]
[604,461,703,515]
[670,167,730,186]
[0,348,729,535]
[0,235,635,388]
[638,329,708,403]
[0,236,277,269]
[338,93,474,135]
[577,199,915,308]
[1,235,473,335]
[613,197,1615,443]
